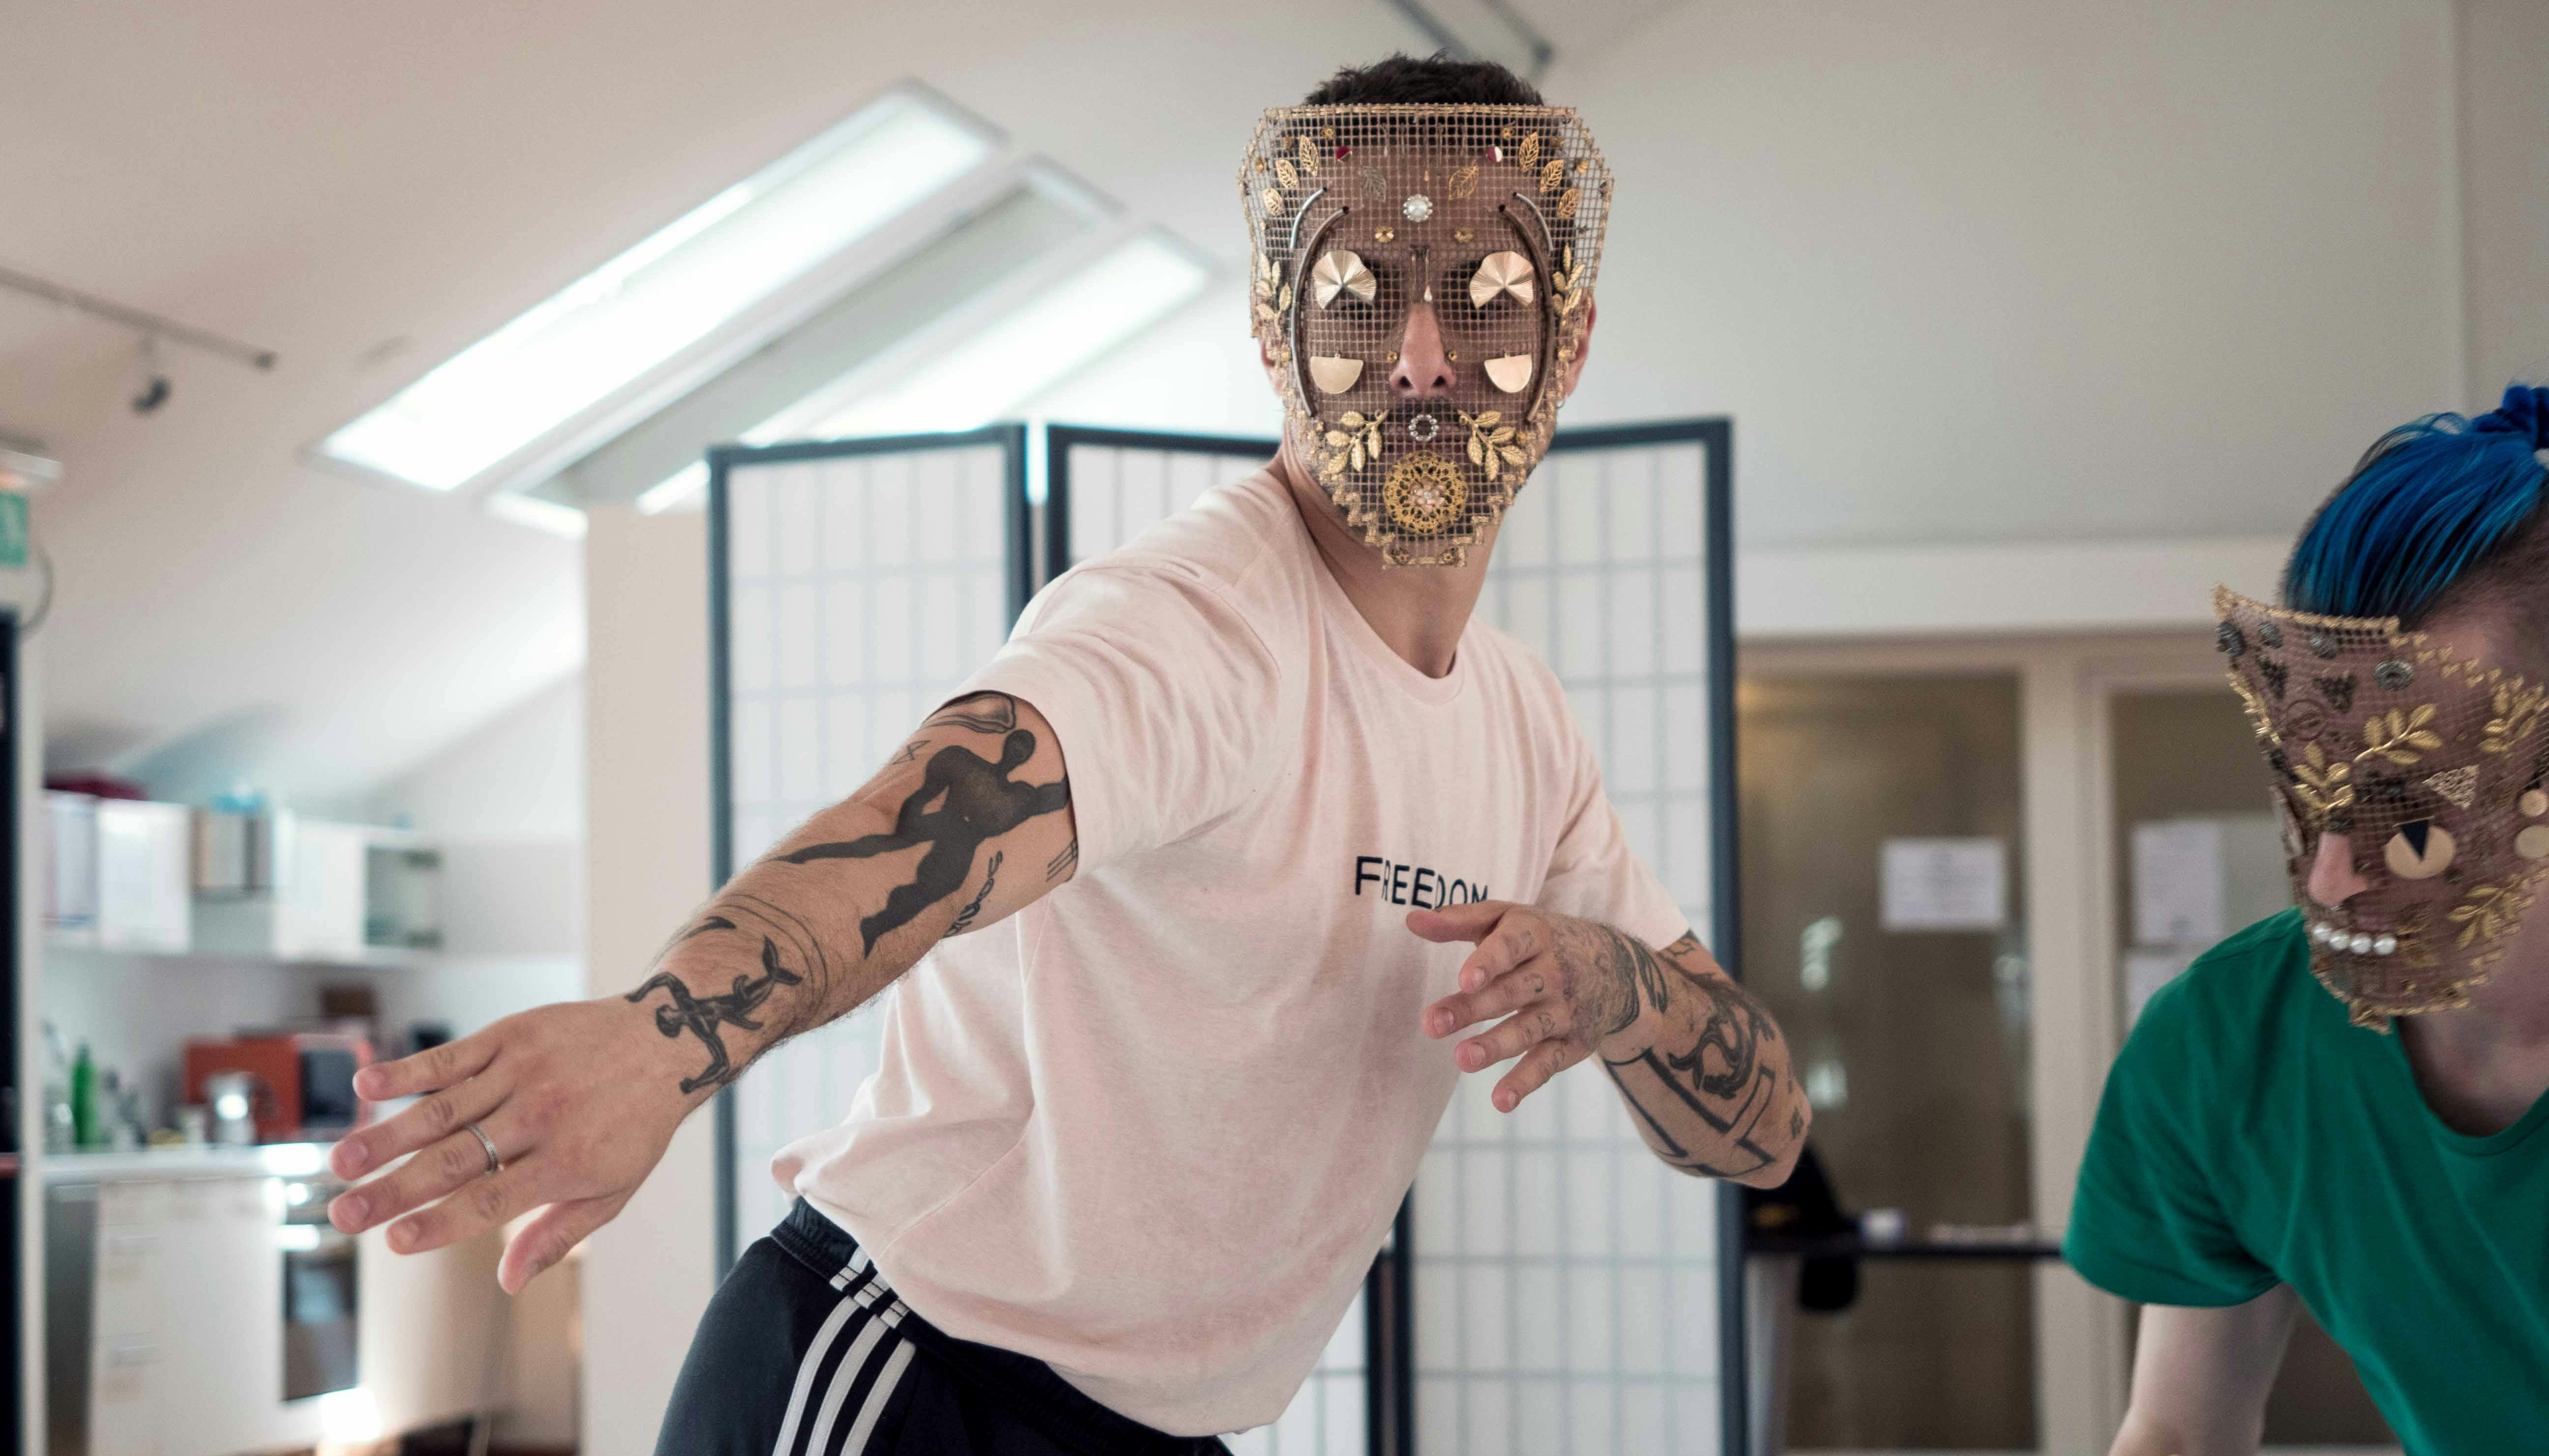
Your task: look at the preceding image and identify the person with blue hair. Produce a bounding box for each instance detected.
[2068,382,2549,1455]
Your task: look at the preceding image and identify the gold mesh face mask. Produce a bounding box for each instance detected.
[1241,104,1610,566]
[2216,586,2549,1028]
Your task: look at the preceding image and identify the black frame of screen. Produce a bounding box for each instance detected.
[1043,425,1423,1456]
[705,417,1739,1456]
[705,424,1031,1273]
[1541,417,1745,1456]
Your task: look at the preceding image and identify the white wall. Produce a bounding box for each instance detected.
[1553,0,2462,550]
[580,503,716,1456]
[2458,0,2549,404]
[367,672,585,843]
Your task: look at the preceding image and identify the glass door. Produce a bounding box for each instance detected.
[2107,688,2394,1445]
[1736,672,2036,1449]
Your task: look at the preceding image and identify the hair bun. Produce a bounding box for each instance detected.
[2472,383,2549,450]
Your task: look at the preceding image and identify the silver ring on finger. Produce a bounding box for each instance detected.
[463,1120,502,1177]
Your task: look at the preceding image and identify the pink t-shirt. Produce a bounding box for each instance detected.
[775,468,1687,1435]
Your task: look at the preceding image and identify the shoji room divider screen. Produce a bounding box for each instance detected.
[711,419,1741,1456]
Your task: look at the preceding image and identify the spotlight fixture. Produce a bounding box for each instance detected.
[130,337,171,415]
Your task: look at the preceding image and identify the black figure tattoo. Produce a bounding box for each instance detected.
[943,851,1001,938]
[1045,839,1079,882]
[626,935,805,1094]
[1601,932,1789,1179]
[778,726,1069,952]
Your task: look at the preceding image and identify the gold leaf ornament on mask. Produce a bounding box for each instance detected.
[2482,682,2547,755]
[1322,409,1389,476]
[1460,410,1527,483]
[1469,251,1536,309]
[2292,741,2355,825]
[1311,250,1377,309]
[2355,704,2444,766]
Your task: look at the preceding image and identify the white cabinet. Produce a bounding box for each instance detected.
[94,801,192,953]
[83,1177,288,1456]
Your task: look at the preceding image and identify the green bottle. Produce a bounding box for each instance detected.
[70,1041,97,1150]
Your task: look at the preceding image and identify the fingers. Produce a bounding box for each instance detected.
[383,1159,540,1257]
[1492,1037,1581,1113]
[330,1065,510,1181]
[355,1030,500,1103]
[1424,955,1559,1039]
[332,1113,518,1235]
[1454,908,1547,992]
[1455,1004,1571,1074]
[1405,900,1512,945]
[499,1193,626,1294]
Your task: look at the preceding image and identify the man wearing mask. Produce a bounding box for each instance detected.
[2070,384,2549,1455]
[325,54,1808,1455]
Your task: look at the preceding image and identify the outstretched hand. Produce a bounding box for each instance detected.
[326,997,704,1292]
[1411,901,1656,1113]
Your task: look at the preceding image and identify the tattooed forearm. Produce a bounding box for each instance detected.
[626,934,805,1094]
[777,727,1069,952]
[944,851,1001,937]
[1598,932,1802,1184]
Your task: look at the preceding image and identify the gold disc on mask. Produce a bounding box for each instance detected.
[1382,453,1469,535]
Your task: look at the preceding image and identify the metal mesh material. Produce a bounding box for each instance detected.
[1242,105,1610,567]
[722,442,1016,1240]
[2216,586,2549,1027]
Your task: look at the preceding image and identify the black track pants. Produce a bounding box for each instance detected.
[654,1200,1231,1456]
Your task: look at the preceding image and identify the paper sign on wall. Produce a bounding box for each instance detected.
[2133,819,2227,947]
[1879,837,2008,932]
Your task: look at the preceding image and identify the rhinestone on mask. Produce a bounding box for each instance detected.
[2217,622,2246,657]
[1402,194,1434,222]
[2375,660,2414,690]
[1406,413,1440,442]
[2256,620,2283,649]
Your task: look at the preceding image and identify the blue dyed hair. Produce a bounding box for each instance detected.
[2285,383,2549,624]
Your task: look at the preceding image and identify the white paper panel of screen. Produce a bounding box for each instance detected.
[721,442,1014,1241]
[1059,434,1363,1456]
[1415,438,1723,1455]
[1061,441,1266,567]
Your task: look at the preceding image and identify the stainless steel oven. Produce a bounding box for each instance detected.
[278,1174,357,1400]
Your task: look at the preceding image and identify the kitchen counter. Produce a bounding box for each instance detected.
[37,1141,336,1182]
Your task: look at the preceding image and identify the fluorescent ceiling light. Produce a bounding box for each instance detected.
[320,90,995,493]
[635,233,1212,515]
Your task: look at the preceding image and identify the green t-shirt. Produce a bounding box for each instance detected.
[2066,909,2549,1455]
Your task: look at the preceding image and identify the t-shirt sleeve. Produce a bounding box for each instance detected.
[1532,699,1691,955]
[2063,974,2279,1307]
[949,563,1287,874]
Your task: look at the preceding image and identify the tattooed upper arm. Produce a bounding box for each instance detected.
[629,692,1079,1097]
[770,692,1079,950]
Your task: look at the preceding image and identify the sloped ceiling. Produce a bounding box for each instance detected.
[0,0,2479,807]
[2,0,1606,803]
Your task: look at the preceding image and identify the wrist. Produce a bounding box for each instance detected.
[1595,996,1677,1064]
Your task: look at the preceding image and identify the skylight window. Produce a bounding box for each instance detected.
[636,233,1212,513]
[321,89,995,493]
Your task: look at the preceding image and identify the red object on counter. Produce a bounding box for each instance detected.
[184,1033,374,1143]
